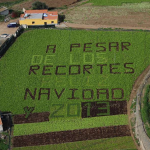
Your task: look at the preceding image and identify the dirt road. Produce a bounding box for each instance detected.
[0,18,19,35]
[63,22,150,30]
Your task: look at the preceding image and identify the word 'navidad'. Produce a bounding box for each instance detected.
[24,88,124,100]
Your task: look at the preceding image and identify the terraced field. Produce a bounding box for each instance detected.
[0,28,150,149]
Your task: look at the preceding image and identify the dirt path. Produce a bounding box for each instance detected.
[13,125,130,147]
[11,0,87,11]
[62,2,150,30]
[0,18,19,35]
[127,65,150,150]
[63,22,150,30]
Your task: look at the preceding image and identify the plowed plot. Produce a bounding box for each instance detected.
[64,2,150,28]
[11,0,79,10]
[13,125,130,147]
[14,112,50,124]
[0,0,18,2]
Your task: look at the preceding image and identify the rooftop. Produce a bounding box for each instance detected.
[0,6,8,13]
[20,11,58,20]
[25,10,48,14]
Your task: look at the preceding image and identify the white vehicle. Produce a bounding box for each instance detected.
[0,34,9,38]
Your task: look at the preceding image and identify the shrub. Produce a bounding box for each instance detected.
[0,138,9,150]
[11,11,22,18]
[141,85,150,123]
[0,15,5,22]
[32,1,48,10]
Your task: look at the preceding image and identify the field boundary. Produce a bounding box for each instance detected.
[13,112,50,124]
[135,68,150,150]
[63,22,150,31]
[13,125,130,147]
[0,25,24,58]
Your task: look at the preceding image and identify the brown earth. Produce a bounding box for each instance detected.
[0,18,19,35]
[63,2,150,30]
[13,100,127,124]
[82,100,127,118]
[13,112,50,124]
[11,0,81,11]
[0,0,18,2]
[127,65,150,150]
[13,125,130,147]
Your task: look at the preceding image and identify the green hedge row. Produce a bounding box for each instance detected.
[0,0,25,8]
[0,15,5,22]
[141,85,150,124]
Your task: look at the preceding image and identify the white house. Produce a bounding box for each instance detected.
[0,6,9,16]
[0,117,3,133]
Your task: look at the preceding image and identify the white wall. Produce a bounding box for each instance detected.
[0,10,9,16]
[0,125,3,133]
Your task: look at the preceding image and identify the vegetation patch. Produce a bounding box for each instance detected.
[141,84,150,137]
[12,136,137,150]
[1,28,149,148]
[0,0,27,8]
[13,114,128,136]
[13,125,130,147]
[88,0,150,6]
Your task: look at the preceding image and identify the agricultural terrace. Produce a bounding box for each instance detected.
[0,28,149,149]
[13,136,136,150]
[88,0,150,6]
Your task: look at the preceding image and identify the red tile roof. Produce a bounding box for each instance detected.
[25,10,48,13]
[47,12,58,15]
[0,118,2,125]
[44,16,58,20]
[20,10,58,20]
[44,12,58,20]
[20,14,24,18]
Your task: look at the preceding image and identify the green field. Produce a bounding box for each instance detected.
[0,29,149,114]
[0,0,26,8]
[13,114,128,136]
[0,29,150,149]
[13,136,137,150]
[88,0,150,6]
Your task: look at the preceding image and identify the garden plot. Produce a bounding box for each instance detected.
[1,29,149,149]
[64,2,150,28]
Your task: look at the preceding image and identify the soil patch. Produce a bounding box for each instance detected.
[11,0,80,11]
[0,0,19,2]
[64,3,150,29]
[127,65,150,150]
[13,125,130,147]
[82,100,127,118]
[13,112,50,124]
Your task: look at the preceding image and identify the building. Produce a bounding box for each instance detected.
[0,6,9,16]
[0,117,3,133]
[19,9,58,28]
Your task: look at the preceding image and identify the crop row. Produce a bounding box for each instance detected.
[13,114,128,136]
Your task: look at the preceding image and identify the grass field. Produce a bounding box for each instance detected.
[88,0,150,6]
[0,0,27,8]
[0,29,149,115]
[0,29,150,149]
[13,136,137,150]
[13,114,128,136]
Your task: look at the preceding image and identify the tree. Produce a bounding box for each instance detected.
[11,11,22,18]
[0,136,9,150]
[32,1,48,10]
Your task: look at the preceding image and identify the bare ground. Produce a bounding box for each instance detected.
[0,0,19,2]
[11,0,81,11]
[127,65,150,150]
[13,125,130,147]
[13,112,50,124]
[63,2,150,30]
